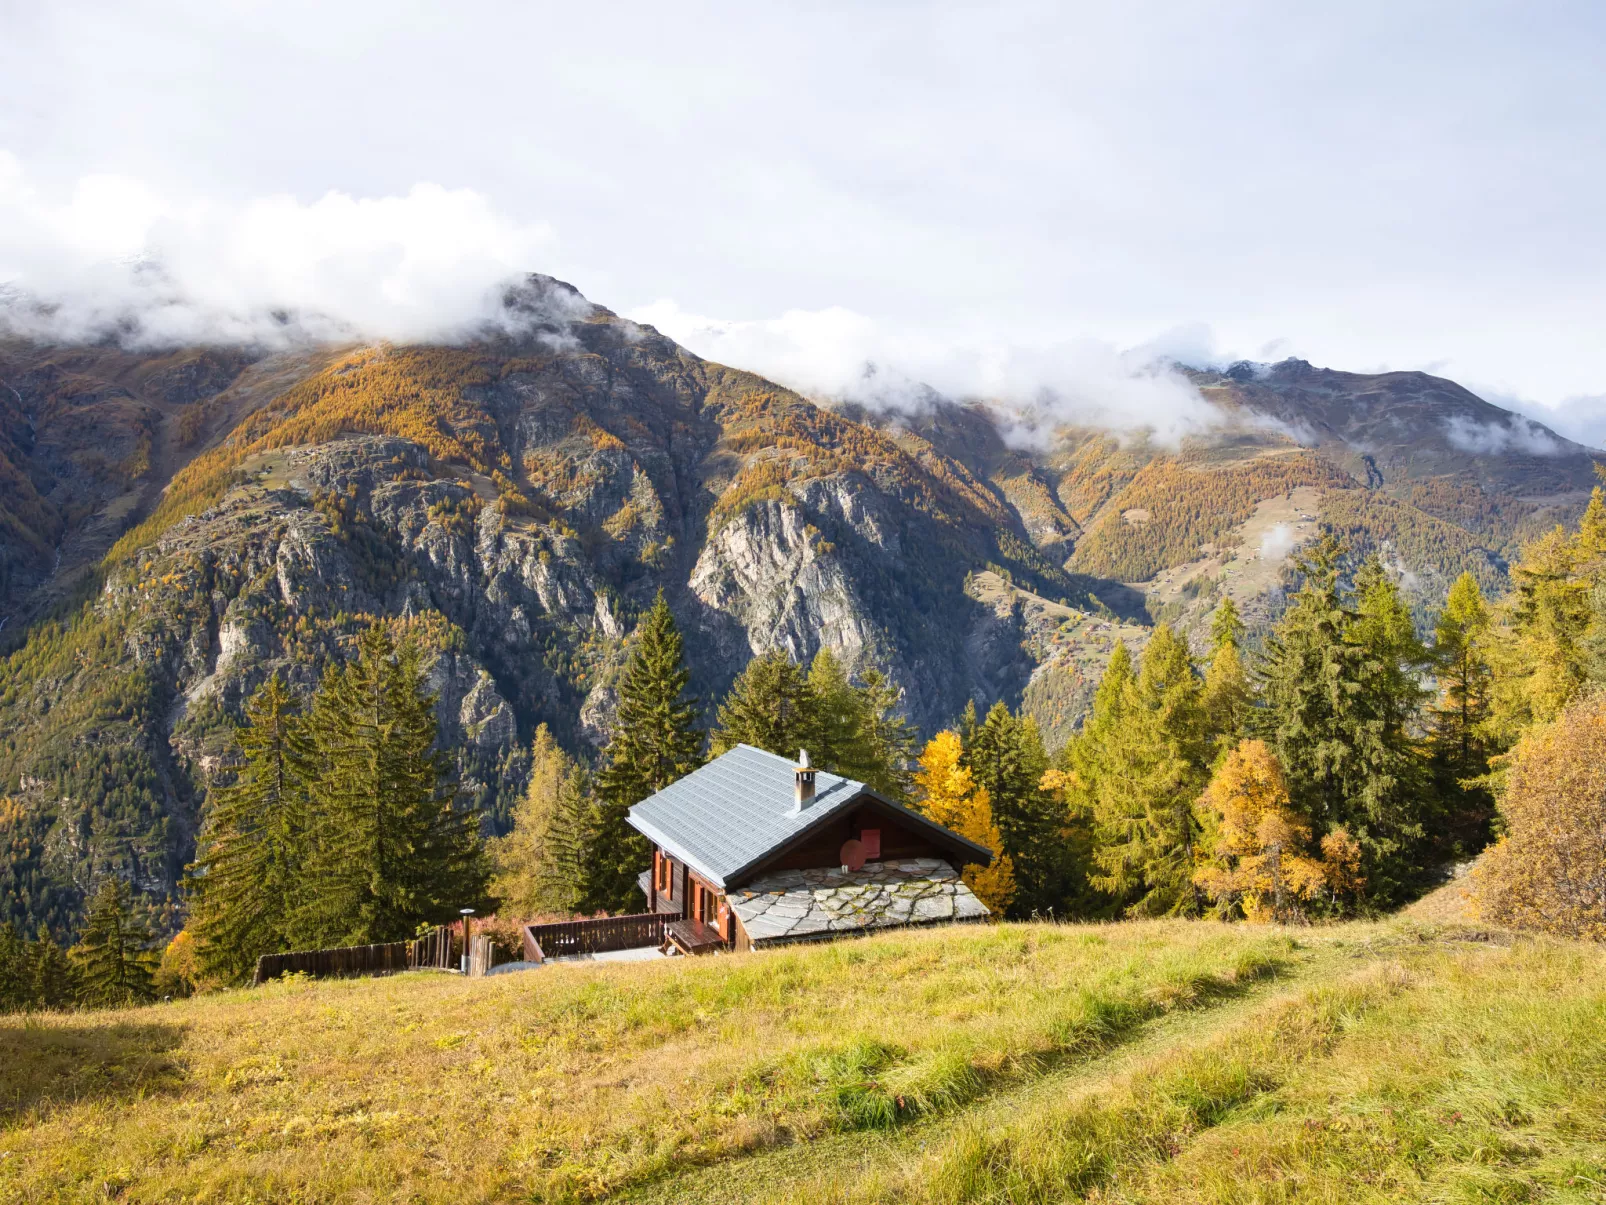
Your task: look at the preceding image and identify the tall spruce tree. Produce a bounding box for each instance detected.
[291,627,487,947]
[588,594,703,912]
[962,701,1069,917]
[72,879,155,1008]
[190,674,314,983]
[492,725,593,917]
[1255,541,1429,901]
[710,651,815,757]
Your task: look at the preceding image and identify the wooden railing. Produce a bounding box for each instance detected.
[522,913,670,962]
[253,925,457,984]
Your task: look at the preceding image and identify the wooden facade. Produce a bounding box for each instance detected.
[645,796,957,954]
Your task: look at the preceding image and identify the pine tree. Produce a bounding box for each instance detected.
[852,667,918,802]
[29,925,75,1009]
[1211,596,1246,653]
[491,725,592,917]
[710,651,815,758]
[963,702,1069,916]
[189,674,314,983]
[1429,572,1496,852]
[71,879,155,1008]
[0,923,24,1012]
[1255,541,1429,902]
[588,594,703,912]
[804,648,860,771]
[1203,598,1251,751]
[914,731,1016,914]
[1082,626,1209,916]
[595,592,703,804]
[292,627,487,947]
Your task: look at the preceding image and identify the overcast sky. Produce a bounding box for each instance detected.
[2,1,1604,434]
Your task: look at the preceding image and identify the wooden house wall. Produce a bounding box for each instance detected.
[760,804,943,874]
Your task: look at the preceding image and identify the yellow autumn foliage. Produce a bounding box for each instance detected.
[1475,690,1606,939]
[913,730,1016,916]
[1192,740,1343,923]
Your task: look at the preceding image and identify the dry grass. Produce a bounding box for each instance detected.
[0,920,1599,1203]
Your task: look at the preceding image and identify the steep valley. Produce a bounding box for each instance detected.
[0,276,1599,937]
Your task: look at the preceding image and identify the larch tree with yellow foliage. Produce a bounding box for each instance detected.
[914,731,1016,916]
[1192,740,1351,923]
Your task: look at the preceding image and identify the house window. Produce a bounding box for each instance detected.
[656,852,673,897]
[695,883,718,926]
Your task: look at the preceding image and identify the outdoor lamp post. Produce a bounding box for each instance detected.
[460,907,475,974]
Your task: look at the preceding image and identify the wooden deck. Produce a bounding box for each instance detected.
[664,918,725,956]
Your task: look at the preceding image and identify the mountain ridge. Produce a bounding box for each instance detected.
[0,277,1597,936]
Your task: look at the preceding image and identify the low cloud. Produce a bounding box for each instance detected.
[0,151,558,347]
[1442,413,1565,457]
[1259,522,1297,562]
[631,299,1235,445]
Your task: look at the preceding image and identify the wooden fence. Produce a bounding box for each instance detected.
[522,913,669,962]
[253,925,458,985]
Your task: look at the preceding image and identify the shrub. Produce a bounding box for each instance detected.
[1474,691,1606,939]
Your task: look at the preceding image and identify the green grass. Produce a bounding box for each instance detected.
[0,921,1600,1203]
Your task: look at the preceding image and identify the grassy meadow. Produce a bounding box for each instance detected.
[1,919,1602,1203]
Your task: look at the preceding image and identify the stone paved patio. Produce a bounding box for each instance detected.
[729,858,989,946]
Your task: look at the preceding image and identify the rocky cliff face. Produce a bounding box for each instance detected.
[0,282,1595,936]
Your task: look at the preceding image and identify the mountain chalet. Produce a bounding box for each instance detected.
[627,744,993,955]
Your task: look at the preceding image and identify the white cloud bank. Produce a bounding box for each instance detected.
[630,298,1232,443]
[0,152,555,346]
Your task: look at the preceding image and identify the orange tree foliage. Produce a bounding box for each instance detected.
[1474,691,1606,940]
[1192,740,1360,922]
[913,730,1016,915]
[109,347,543,562]
[1069,452,1351,581]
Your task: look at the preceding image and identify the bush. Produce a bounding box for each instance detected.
[1475,691,1606,939]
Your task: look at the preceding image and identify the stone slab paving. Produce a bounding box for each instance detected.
[729,858,990,946]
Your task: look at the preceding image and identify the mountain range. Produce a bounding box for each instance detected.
[0,276,1598,935]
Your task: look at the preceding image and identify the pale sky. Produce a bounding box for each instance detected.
[2,1,1604,434]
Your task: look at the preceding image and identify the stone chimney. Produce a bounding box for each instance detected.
[794,748,817,810]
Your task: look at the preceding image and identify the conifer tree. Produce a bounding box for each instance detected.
[596,593,703,805]
[852,667,918,802]
[1429,572,1496,851]
[710,650,815,758]
[804,648,860,771]
[491,725,592,917]
[588,594,703,911]
[190,674,314,983]
[28,925,75,1009]
[0,924,23,1012]
[914,730,1016,914]
[71,879,155,1008]
[292,627,487,947]
[963,701,1068,916]
[1192,739,1339,923]
[1084,625,1208,916]
[1203,599,1251,750]
[1211,596,1246,653]
[1255,541,1428,901]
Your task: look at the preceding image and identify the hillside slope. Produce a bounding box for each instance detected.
[0,279,1597,935]
[1,919,1600,1203]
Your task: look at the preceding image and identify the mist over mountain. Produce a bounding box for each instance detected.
[0,275,1597,938]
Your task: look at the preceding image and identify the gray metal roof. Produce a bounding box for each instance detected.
[626,744,992,889]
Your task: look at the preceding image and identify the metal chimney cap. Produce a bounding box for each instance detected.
[798,748,811,768]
